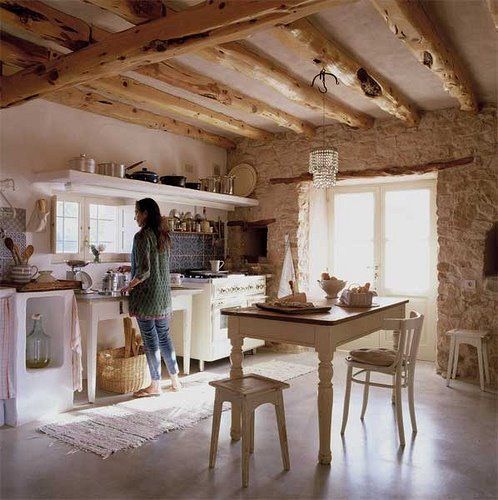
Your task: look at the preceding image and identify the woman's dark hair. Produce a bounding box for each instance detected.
[136,198,170,251]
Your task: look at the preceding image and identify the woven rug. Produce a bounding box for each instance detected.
[38,359,315,458]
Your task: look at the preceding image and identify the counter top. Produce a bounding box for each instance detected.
[75,287,204,301]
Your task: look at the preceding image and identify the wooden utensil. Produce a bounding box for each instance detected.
[123,317,133,358]
[22,245,34,264]
[4,237,20,264]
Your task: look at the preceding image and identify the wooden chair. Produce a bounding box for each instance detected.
[209,374,290,487]
[446,329,491,391]
[340,311,424,447]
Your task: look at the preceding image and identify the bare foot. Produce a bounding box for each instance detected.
[133,382,162,398]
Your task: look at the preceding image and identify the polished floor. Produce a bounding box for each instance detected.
[1,349,497,499]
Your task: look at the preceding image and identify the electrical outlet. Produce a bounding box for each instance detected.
[463,280,476,290]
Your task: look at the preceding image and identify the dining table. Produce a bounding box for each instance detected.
[222,296,408,465]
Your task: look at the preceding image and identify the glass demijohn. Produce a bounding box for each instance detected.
[26,313,51,369]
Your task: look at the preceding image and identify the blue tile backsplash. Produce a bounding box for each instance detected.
[0,208,26,279]
[169,233,224,272]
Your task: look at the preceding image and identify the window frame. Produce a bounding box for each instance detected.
[51,193,134,264]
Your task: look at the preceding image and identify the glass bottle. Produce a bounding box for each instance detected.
[26,314,51,369]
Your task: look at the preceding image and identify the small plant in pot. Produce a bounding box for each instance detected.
[90,244,106,263]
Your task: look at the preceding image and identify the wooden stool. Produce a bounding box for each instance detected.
[446,329,491,391]
[209,374,290,487]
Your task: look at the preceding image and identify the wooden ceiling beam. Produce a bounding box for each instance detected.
[46,87,236,149]
[274,18,420,125]
[370,0,478,112]
[485,0,498,30]
[135,62,316,137]
[88,75,274,140]
[82,0,166,25]
[201,42,373,128]
[0,0,341,108]
[0,34,235,149]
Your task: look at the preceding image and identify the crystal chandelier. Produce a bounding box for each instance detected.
[309,69,339,188]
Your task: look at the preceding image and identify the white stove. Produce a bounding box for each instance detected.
[179,273,267,370]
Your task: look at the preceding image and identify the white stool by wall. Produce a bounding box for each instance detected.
[446,329,491,391]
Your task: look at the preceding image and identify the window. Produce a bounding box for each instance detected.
[51,195,136,262]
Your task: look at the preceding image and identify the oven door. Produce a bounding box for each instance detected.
[212,297,247,341]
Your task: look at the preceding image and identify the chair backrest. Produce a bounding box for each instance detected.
[383,311,424,368]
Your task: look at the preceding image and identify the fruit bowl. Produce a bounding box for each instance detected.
[318,278,346,299]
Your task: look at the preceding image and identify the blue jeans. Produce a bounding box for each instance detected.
[136,318,179,380]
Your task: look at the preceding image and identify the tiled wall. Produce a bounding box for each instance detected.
[169,233,224,272]
[0,208,26,279]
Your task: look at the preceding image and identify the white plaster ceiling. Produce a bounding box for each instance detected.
[8,0,498,138]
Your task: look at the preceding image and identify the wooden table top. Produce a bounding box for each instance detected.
[221,297,409,326]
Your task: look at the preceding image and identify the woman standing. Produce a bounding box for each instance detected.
[121,198,181,396]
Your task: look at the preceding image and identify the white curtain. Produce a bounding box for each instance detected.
[308,187,331,297]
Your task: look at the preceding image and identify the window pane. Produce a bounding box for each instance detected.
[55,201,79,254]
[63,219,78,242]
[385,189,430,240]
[385,241,429,293]
[63,201,79,218]
[334,192,374,242]
[335,242,374,284]
[64,240,79,254]
[89,204,98,218]
[89,204,119,253]
[99,205,116,220]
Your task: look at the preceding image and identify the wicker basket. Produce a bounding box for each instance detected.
[340,289,375,307]
[97,347,151,394]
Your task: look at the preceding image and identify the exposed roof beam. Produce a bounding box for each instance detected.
[0,34,235,149]
[274,18,420,125]
[0,0,106,50]
[88,75,274,140]
[0,30,57,67]
[370,0,478,112]
[82,0,166,25]
[485,0,498,30]
[0,0,341,107]
[46,87,235,149]
[201,42,373,128]
[135,62,316,137]
[0,0,315,136]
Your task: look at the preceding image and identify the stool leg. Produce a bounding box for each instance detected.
[275,391,290,471]
[483,340,490,385]
[250,411,255,454]
[209,394,223,468]
[451,341,459,379]
[446,335,455,387]
[341,365,353,435]
[477,340,485,391]
[241,403,251,487]
[360,371,370,420]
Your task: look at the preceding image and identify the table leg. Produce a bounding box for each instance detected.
[182,300,192,375]
[316,341,334,465]
[87,311,98,404]
[229,334,244,441]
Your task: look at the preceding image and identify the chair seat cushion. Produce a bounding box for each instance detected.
[349,348,396,367]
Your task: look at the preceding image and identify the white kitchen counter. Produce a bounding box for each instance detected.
[76,287,204,403]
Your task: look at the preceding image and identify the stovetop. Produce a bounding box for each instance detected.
[182,270,248,283]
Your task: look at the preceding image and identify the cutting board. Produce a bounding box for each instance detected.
[0,279,82,292]
[255,303,331,315]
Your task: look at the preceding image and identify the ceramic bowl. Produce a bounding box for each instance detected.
[318,278,346,298]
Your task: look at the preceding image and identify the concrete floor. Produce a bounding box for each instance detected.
[1,349,497,500]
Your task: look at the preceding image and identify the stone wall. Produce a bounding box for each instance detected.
[227,106,497,386]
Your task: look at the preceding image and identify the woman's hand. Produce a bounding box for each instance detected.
[120,284,132,296]
[118,265,131,273]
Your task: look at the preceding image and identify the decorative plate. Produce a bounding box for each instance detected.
[228,163,257,197]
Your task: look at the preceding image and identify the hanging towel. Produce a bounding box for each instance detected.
[0,295,15,399]
[278,234,297,298]
[27,198,50,233]
[71,295,83,392]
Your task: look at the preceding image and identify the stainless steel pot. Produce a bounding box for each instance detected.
[102,270,128,292]
[68,154,96,173]
[201,176,221,193]
[220,175,234,195]
[97,162,126,178]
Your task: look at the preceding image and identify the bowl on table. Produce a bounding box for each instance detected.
[318,278,346,299]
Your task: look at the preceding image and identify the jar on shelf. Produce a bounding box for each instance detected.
[26,313,51,369]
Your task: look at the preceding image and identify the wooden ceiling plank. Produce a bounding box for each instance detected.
[201,42,374,128]
[46,87,236,149]
[88,75,274,140]
[275,18,420,125]
[0,0,342,108]
[135,62,316,137]
[370,0,478,112]
[82,0,166,25]
[0,34,235,149]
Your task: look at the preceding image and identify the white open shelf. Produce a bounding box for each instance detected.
[35,170,259,211]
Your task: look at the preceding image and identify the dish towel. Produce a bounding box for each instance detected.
[0,296,15,399]
[71,295,83,392]
[278,234,297,298]
[26,198,50,232]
